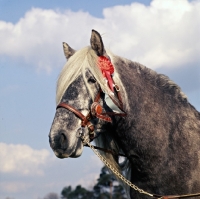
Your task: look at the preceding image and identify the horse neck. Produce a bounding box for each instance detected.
[113,57,200,148]
[114,58,182,114]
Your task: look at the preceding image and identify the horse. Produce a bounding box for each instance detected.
[49,30,200,199]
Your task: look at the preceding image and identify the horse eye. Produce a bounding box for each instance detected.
[88,77,96,84]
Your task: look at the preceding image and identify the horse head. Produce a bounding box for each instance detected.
[49,30,115,158]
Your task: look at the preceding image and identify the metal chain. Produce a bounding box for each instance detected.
[82,135,154,198]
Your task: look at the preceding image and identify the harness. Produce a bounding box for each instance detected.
[56,84,200,199]
[57,85,126,142]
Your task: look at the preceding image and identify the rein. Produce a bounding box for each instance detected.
[56,86,200,199]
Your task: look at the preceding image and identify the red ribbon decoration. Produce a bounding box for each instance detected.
[98,56,115,92]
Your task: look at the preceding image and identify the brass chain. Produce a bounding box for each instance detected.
[82,135,154,198]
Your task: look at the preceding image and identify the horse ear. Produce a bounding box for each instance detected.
[63,42,75,59]
[90,29,105,56]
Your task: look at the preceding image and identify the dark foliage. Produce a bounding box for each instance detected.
[61,185,93,199]
[61,166,128,199]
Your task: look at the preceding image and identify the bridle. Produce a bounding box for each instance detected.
[56,83,200,199]
[57,84,126,142]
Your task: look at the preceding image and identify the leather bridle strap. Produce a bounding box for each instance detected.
[111,81,124,111]
[56,103,94,133]
[56,101,127,155]
[57,103,85,121]
[56,89,110,141]
[56,87,127,142]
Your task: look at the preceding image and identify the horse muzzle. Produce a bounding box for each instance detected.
[49,130,83,159]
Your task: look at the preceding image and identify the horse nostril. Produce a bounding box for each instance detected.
[61,133,66,143]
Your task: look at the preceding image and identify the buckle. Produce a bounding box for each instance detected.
[114,84,120,92]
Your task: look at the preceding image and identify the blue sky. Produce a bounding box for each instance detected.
[0,0,152,22]
[0,0,199,199]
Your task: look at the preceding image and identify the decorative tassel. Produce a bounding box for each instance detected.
[98,56,115,92]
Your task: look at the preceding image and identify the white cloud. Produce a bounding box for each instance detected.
[76,172,99,190]
[0,181,32,193]
[0,0,199,73]
[0,143,52,176]
[83,154,103,172]
[0,8,97,73]
[103,0,200,68]
[74,154,103,189]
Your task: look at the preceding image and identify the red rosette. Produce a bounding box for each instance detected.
[98,56,114,74]
[98,56,115,92]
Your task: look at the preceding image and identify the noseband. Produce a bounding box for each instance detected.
[56,87,126,141]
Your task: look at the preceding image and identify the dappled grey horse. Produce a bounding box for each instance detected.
[49,30,200,199]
